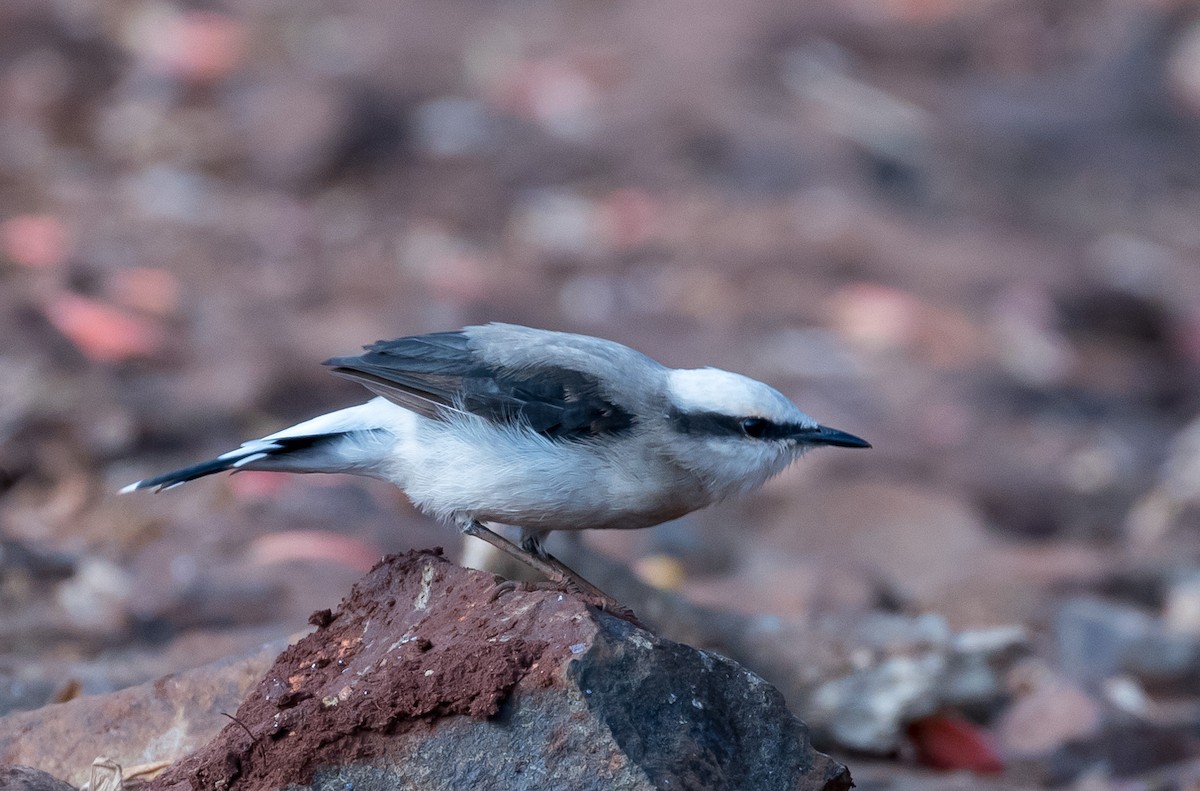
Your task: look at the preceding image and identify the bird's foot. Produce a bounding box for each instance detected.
[579,592,644,628]
[488,576,644,628]
[461,520,644,627]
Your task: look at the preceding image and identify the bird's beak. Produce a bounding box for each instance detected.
[793,424,871,448]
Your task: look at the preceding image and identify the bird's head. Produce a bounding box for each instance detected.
[662,367,869,499]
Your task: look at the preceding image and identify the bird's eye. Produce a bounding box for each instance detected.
[740,417,769,438]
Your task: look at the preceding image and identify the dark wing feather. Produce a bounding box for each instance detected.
[324,332,475,418]
[323,331,635,440]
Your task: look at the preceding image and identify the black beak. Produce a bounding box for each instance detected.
[794,424,871,449]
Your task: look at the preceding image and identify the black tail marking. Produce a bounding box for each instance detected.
[122,433,343,493]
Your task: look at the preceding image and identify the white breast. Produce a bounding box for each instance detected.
[384,413,704,531]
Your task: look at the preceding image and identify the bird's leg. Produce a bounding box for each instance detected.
[457,519,572,586]
[517,532,643,626]
[518,532,617,605]
[457,519,637,620]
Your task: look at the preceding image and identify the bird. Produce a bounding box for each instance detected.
[122,323,870,605]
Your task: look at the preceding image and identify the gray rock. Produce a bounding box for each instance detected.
[0,765,76,791]
[303,626,842,791]
[145,550,851,791]
[748,612,1025,754]
[1056,596,1200,690]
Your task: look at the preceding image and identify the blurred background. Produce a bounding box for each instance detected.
[2,0,1200,787]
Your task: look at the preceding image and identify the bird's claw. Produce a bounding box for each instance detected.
[488,578,540,602]
[488,577,644,628]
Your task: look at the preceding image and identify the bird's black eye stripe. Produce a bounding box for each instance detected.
[669,408,797,441]
[740,417,769,438]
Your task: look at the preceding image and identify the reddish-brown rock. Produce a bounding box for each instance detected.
[144,549,851,791]
[0,642,279,788]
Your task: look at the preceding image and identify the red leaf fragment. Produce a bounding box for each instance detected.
[907,712,1005,774]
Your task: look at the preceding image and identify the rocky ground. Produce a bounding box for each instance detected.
[2,0,1200,788]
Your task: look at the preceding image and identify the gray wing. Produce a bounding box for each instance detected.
[323,326,647,440]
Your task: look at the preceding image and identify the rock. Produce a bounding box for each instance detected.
[1045,721,1200,786]
[144,549,851,791]
[0,765,76,791]
[767,481,1005,615]
[995,663,1102,757]
[1056,596,1200,692]
[0,642,280,788]
[748,612,1025,754]
[1165,570,1200,634]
